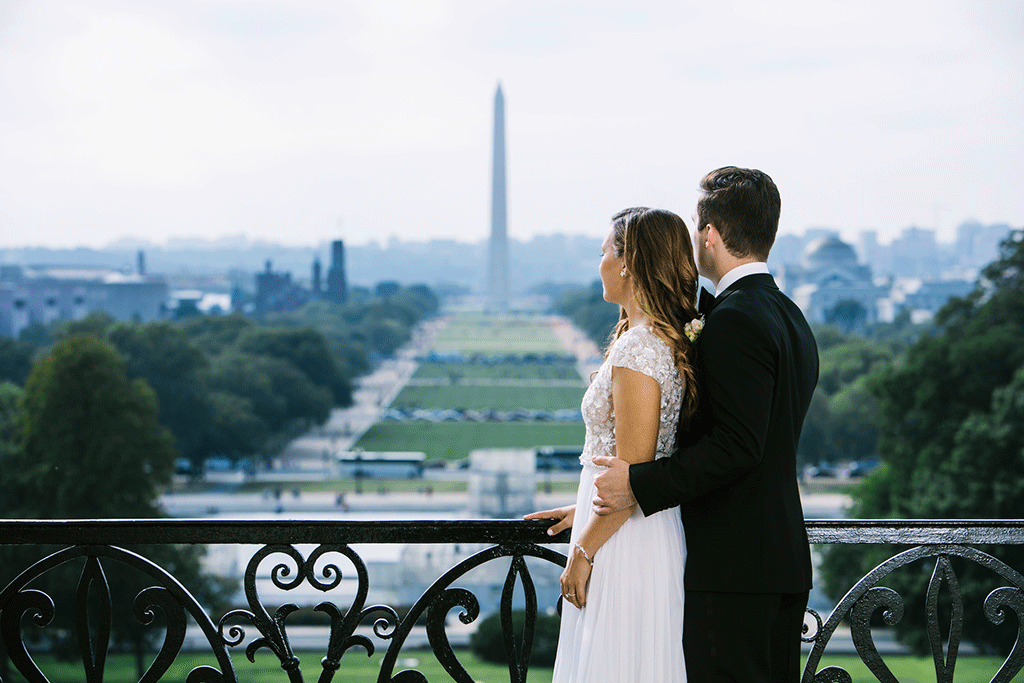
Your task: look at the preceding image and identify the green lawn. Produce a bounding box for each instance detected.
[8,649,544,683]
[414,361,581,381]
[10,650,1012,682]
[354,422,586,462]
[432,314,565,354]
[390,385,585,411]
[799,478,861,496]
[804,654,1009,682]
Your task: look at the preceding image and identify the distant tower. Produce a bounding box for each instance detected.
[327,240,347,304]
[487,82,510,312]
[312,258,322,297]
[136,250,146,277]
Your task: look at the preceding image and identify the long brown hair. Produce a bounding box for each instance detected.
[606,207,700,423]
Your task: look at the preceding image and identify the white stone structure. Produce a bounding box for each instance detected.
[486,83,510,313]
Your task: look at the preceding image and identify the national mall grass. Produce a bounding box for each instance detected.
[354,422,586,463]
[390,384,585,411]
[413,361,581,381]
[18,651,1009,683]
[431,314,566,355]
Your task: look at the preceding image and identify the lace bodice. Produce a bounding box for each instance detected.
[579,325,684,468]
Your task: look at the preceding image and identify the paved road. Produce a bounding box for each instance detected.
[272,317,449,468]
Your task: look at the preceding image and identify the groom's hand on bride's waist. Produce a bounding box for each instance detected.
[591,455,637,515]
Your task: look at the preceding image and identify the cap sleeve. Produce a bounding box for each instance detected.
[606,327,673,385]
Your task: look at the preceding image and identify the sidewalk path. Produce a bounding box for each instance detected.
[276,317,450,468]
[549,315,603,382]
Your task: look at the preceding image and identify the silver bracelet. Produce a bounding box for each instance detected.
[573,542,594,566]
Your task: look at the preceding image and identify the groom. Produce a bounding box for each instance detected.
[592,167,819,683]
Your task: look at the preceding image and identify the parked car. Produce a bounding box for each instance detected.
[804,462,837,479]
[844,459,881,478]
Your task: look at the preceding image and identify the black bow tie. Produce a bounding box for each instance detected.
[697,288,716,315]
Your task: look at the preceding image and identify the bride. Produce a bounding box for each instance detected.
[526,207,701,683]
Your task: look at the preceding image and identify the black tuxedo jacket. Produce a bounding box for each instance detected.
[630,273,818,594]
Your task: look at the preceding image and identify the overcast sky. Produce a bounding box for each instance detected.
[1,0,1021,250]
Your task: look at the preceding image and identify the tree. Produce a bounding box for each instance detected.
[208,350,332,435]
[820,230,1024,653]
[795,330,896,467]
[375,280,401,299]
[236,326,350,406]
[17,320,53,347]
[0,336,232,678]
[0,381,21,463]
[266,300,370,380]
[0,382,24,681]
[106,321,216,466]
[469,610,560,667]
[553,280,619,348]
[816,337,894,395]
[180,313,255,355]
[5,335,175,518]
[206,389,268,458]
[266,283,438,376]
[0,337,35,385]
[825,299,868,334]
[54,311,116,340]
[826,376,879,462]
[796,389,831,468]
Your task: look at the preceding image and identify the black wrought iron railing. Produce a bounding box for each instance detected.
[1,519,1023,682]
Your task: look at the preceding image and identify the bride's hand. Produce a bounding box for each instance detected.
[523,505,575,537]
[560,545,593,609]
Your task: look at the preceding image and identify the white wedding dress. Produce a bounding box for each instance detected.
[551,325,687,683]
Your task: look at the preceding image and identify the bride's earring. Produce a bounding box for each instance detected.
[620,267,627,277]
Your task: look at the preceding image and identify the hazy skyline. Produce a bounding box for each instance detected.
[1,0,1022,251]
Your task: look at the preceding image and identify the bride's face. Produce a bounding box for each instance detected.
[599,227,628,305]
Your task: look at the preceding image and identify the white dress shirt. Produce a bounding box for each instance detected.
[714,262,772,296]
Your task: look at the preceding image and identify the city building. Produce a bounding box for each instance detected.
[775,228,987,326]
[0,259,168,337]
[326,240,347,305]
[252,261,315,316]
[248,239,348,316]
[779,235,883,325]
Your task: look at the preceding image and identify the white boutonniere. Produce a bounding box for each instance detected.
[684,316,704,342]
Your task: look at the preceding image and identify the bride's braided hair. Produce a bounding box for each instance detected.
[606,207,700,424]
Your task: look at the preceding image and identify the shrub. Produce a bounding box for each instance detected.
[469,609,560,667]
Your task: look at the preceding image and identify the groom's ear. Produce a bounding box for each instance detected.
[703,223,717,249]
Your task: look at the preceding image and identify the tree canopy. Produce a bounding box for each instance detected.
[552,280,619,349]
[0,337,233,676]
[821,229,1024,653]
[3,335,176,518]
[0,281,438,469]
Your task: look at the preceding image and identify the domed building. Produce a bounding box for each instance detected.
[801,236,860,273]
[777,234,882,325]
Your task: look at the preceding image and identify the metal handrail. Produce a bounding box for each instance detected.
[2,518,1023,683]
[4,518,1024,545]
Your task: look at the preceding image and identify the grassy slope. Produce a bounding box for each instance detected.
[355,421,586,462]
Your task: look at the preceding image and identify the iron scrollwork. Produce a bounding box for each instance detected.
[0,544,238,683]
[0,535,567,683]
[801,544,1024,683]
[4,520,1024,683]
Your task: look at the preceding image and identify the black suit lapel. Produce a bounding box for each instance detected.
[711,273,778,313]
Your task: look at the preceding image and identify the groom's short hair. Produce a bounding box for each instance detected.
[697,166,780,261]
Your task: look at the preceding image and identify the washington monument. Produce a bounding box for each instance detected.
[487,82,510,312]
